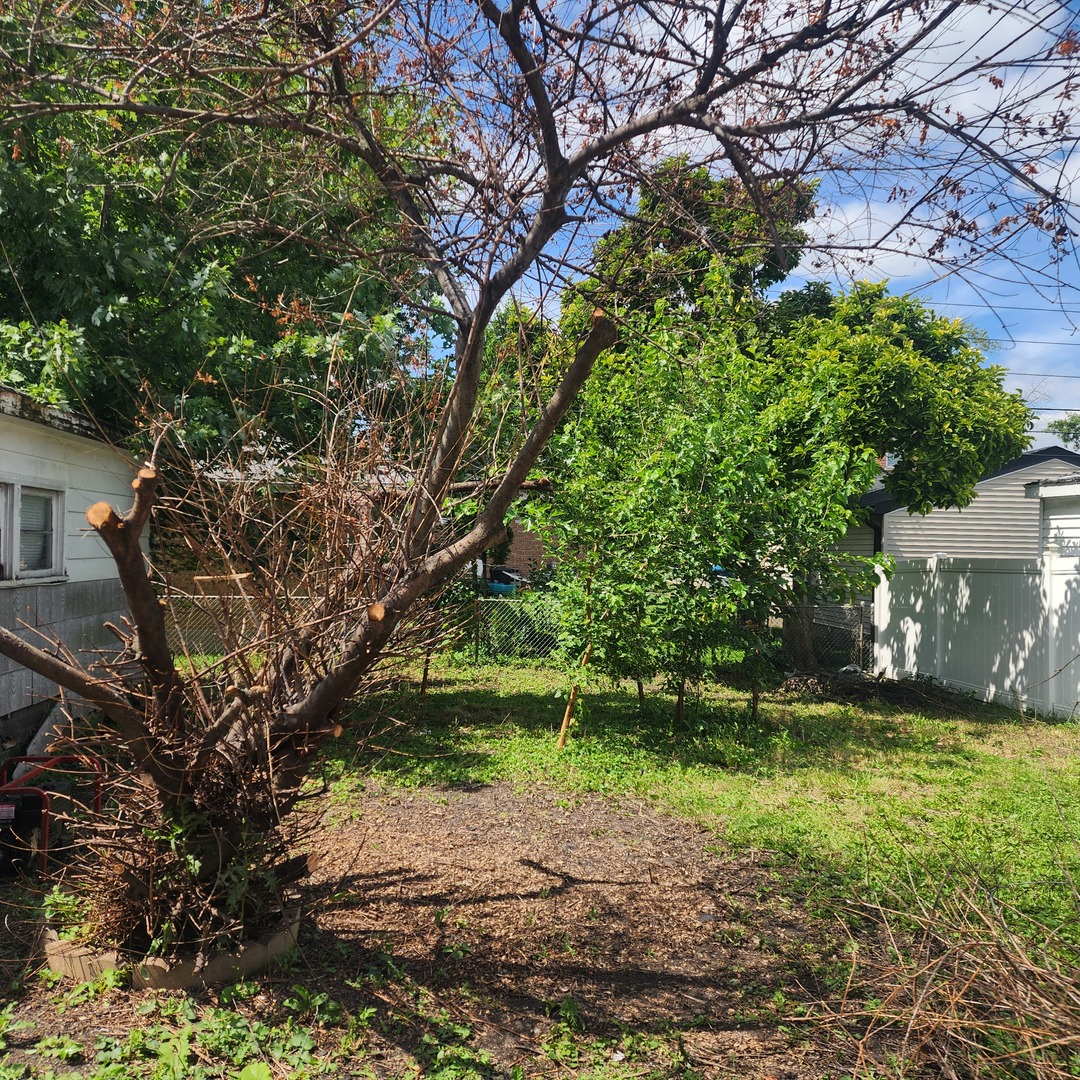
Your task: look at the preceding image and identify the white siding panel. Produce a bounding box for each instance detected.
[1042,496,1080,553]
[1049,555,1080,716]
[0,413,135,583]
[834,523,876,558]
[0,410,138,721]
[875,559,938,681]
[827,523,878,606]
[875,557,1054,712]
[882,460,1080,559]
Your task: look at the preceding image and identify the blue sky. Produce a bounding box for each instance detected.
[775,0,1080,449]
[925,276,1080,449]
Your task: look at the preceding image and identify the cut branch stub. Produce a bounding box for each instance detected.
[87,467,185,738]
[86,501,121,532]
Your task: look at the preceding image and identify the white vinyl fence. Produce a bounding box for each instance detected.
[874,553,1080,716]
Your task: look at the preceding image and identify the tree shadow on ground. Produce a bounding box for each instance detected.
[289,781,877,1079]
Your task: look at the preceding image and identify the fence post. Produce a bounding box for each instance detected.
[932,553,948,684]
[872,568,886,676]
[1044,545,1059,714]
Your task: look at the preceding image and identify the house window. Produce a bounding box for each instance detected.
[20,490,56,571]
[0,484,64,580]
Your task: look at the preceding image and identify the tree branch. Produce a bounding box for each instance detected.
[87,467,186,737]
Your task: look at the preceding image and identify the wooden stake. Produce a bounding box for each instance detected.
[557,683,579,750]
[557,642,593,750]
[420,651,432,698]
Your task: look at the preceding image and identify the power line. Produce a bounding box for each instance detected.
[1004,370,1080,380]
[923,301,1080,315]
[989,339,1080,347]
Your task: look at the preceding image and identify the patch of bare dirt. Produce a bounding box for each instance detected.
[299,781,882,1077]
[0,782,910,1078]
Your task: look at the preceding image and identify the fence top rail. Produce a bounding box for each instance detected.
[890,556,1043,573]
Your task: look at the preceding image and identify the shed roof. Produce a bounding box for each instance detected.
[860,445,1080,516]
[1023,470,1080,500]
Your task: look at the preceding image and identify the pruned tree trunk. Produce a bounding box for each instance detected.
[0,314,616,952]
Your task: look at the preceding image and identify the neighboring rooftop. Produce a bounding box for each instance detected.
[861,445,1080,516]
[1024,470,1080,490]
[0,386,105,441]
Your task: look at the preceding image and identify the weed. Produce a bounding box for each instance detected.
[31,1034,83,1062]
[41,887,89,942]
[0,1002,28,1051]
[272,946,303,974]
[218,981,259,1006]
[56,968,127,1013]
[282,985,344,1026]
[235,1065,273,1080]
[440,941,473,961]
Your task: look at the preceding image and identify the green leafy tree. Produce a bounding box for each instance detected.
[1046,414,1080,449]
[584,160,815,312]
[534,296,762,723]
[759,281,1031,668]
[0,107,421,451]
[538,274,1032,694]
[769,283,1031,516]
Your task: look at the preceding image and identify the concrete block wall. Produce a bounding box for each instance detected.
[0,578,126,748]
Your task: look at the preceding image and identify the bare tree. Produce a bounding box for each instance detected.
[0,0,1076,950]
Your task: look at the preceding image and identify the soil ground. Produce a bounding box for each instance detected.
[1,781,908,1078]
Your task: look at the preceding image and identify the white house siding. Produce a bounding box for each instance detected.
[882,459,1080,559]
[1042,494,1080,553]
[829,521,877,607]
[0,404,133,739]
[0,410,133,584]
[835,522,876,559]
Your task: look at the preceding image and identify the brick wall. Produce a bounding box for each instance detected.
[504,520,551,576]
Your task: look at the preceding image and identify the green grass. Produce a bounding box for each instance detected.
[325,660,1080,948]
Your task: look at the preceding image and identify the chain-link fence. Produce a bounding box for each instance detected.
[164,591,563,664]
[164,594,264,657]
[467,596,560,661]
[810,602,873,670]
[164,590,871,670]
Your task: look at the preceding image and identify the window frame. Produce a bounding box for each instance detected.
[0,481,66,583]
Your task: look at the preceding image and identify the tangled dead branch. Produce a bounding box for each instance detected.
[851,879,1080,1078]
